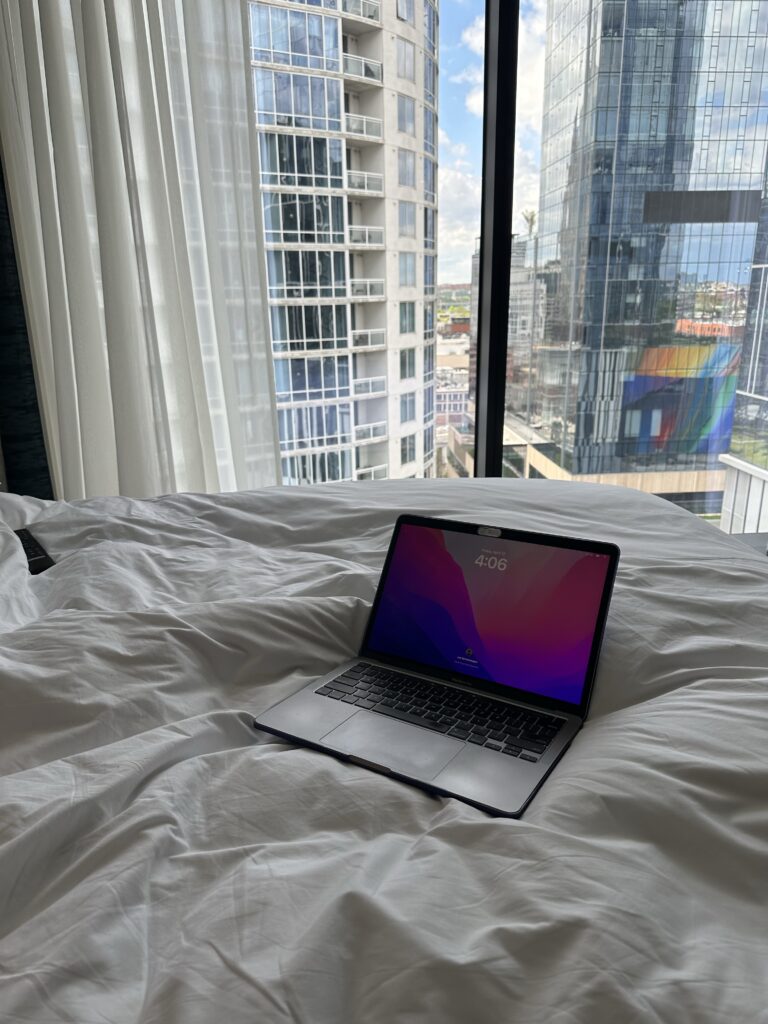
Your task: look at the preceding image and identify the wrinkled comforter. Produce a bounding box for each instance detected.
[1,478,767,1023]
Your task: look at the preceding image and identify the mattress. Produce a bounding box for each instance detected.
[0,478,766,1023]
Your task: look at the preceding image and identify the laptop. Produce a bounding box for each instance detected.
[255,514,620,817]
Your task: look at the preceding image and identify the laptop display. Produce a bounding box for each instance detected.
[363,522,613,706]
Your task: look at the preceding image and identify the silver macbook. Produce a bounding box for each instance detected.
[254,514,619,817]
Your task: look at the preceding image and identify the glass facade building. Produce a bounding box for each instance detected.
[249,0,438,485]
[508,0,768,513]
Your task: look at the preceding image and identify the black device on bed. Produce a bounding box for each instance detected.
[14,529,55,574]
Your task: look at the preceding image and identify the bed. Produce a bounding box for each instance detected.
[1,478,767,1023]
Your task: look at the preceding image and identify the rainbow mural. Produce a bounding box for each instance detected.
[620,342,742,456]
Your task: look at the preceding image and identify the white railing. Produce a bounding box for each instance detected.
[343,53,383,83]
[345,113,383,139]
[347,170,384,193]
[350,278,385,298]
[351,329,386,348]
[353,375,387,396]
[348,225,384,246]
[355,421,387,442]
[342,0,381,21]
[356,464,388,480]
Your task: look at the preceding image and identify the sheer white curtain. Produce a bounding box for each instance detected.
[0,0,279,499]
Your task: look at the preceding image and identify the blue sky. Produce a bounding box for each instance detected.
[437,0,547,282]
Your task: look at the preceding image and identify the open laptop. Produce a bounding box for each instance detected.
[255,514,619,817]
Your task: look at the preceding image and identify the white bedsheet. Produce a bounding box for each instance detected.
[0,478,767,1023]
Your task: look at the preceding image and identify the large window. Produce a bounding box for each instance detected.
[254,69,341,131]
[424,158,436,203]
[400,347,416,378]
[400,434,416,464]
[423,107,437,157]
[397,95,416,136]
[250,6,340,71]
[262,193,344,245]
[396,0,415,26]
[278,403,352,452]
[270,304,348,353]
[399,253,416,287]
[258,134,343,189]
[398,149,416,188]
[424,207,436,249]
[274,355,350,402]
[266,250,346,300]
[397,38,415,82]
[400,392,417,423]
[399,201,416,238]
[399,303,416,335]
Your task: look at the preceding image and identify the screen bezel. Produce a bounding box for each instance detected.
[359,514,620,719]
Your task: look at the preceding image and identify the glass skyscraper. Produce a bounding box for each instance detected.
[507,0,768,513]
[249,0,438,485]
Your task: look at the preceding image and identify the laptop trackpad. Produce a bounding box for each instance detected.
[321,713,464,781]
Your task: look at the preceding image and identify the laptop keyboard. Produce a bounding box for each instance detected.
[316,662,565,763]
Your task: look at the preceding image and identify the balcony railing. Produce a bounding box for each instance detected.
[342,0,381,21]
[350,278,385,298]
[347,170,384,193]
[351,329,386,348]
[343,53,383,84]
[348,225,385,247]
[356,464,388,480]
[353,375,387,396]
[354,421,387,442]
[345,113,383,139]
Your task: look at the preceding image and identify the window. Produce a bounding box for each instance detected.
[400,434,416,464]
[397,95,416,136]
[400,347,416,378]
[424,107,436,156]
[424,56,437,107]
[399,201,416,238]
[424,254,436,294]
[396,0,414,26]
[424,207,436,249]
[262,193,344,245]
[424,1,438,56]
[278,403,352,452]
[250,7,340,71]
[424,158,436,202]
[396,38,415,82]
[399,252,416,287]
[273,355,350,402]
[399,304,416,335]
[282,449,353,486]
[258,134,343,189]
[254,69,341,132]
[266,249,347,300]
[398,149,416,188]
[424,425,435,459]
[270,304,348,353]
[400,392,416,423]
[424,342,435,381]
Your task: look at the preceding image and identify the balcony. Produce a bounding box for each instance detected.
[355,421,387,442]
[350,278,385,299]
[346,170,384,194]
[353,375,387,396]
[356,464,388,481]
[345,113,383,141]
[342,0,381,22]
[343,53,383,86]
[351,329,386,349]
[348,225,385,247]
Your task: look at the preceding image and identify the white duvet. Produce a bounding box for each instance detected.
[1,478,767,1023]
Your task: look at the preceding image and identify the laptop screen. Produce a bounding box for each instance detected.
[363,522,614,707]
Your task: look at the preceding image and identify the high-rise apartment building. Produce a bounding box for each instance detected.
[508,0,768,513]
[248,0,438,485]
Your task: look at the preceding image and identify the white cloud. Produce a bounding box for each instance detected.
[438,160,482,282]
[461,14,485,56]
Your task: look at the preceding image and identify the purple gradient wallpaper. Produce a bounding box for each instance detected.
[366,525,612,705]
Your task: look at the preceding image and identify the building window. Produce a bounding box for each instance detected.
[278,403,352,452]
[424,158,437,202]
[399,304,416,336]
[424,1,438,57]
[398,149,416,187]
[250,7,340,72]
[258,133,343,189]
[396,37,415,82]
[424,107,436,156]
[270,304,348,353]
[400,392,416,423]
[273,355,350,402]
[423,342,435,380]
[400,433,416,464]
[424,254,436,294]
[262,193,345,245]
[399,252,416,287]
[266,249,347,300]
[397,94,416,136]
[254,69,341,132]
[424,302,435,338]
[396,0,414,26]
[399,201,416,238]
[281,449,353,486]
[423,385,434,422]
[400,347,416,378]
[424,56,437,107]
[424,425,434,459]
[424,207,436,249]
